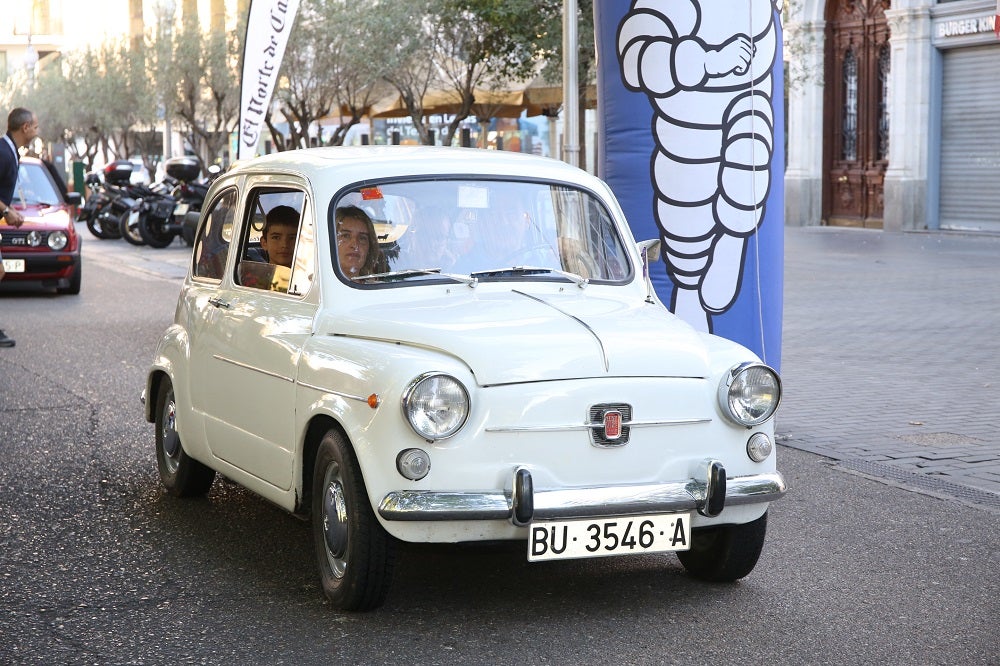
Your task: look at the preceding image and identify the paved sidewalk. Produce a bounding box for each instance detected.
[778,227,1000,513]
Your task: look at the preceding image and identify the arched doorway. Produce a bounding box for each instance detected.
[823,0,890,228]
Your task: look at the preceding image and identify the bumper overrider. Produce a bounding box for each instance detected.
[378,460,787,525]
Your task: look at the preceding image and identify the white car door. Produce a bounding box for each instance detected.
[194,185,316,490]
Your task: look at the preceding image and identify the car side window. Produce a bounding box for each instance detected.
[192,188,238,281]
[235,189,311,295]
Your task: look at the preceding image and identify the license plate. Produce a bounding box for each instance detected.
[173,203,189,216]
[2,259,25,273]
[528,512,691,562]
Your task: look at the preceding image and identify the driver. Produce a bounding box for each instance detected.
[335,205,387,278]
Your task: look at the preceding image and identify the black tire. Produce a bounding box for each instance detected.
[155,378,215,497]
[119,209,146,246]
[56,262,81,295]
[138,214,176,248]
[87,209,121,239]
[312,429,395,611]
[676,512,768,582]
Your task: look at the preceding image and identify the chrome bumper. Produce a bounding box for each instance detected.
[378,461,786,525]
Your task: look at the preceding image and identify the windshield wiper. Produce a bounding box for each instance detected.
[470,266,589,288]
[356,267,477,286]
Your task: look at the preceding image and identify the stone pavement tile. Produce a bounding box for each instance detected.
[778,227,1000,511]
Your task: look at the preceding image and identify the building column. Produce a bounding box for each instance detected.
[783,18,826,227]
[883,2,933,231]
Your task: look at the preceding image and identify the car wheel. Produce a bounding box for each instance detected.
[155,378,215,497]
[312,429,395,611]
[676,512,768,582]
[56,263,81,295]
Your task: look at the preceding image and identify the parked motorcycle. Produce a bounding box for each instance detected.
[96,160,150,246]
[138,157,216,249]
[77,171,122,240]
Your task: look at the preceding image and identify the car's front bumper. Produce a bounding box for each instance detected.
[0,250,80,284]
[378,461,786,525]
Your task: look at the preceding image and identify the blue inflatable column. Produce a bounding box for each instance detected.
[595,0,784,369]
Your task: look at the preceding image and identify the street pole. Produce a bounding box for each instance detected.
[562,0,580,167]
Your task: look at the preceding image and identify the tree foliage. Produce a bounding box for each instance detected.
[10,0,597,166]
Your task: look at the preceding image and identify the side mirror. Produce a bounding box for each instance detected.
[637,238,661,264]
[65,192,82,206]
[637,238,661,304]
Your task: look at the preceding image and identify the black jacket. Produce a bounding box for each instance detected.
[0,134,19,207]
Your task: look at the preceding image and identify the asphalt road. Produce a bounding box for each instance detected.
[0,234,997,665]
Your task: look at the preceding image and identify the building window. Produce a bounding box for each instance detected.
[841,48,858,162]
[877,44,890,162]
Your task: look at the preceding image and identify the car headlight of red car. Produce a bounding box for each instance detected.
[47,230,69,250]
[401,373,470,441]
[718,362,781,427]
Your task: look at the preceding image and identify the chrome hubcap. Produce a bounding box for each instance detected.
[322,463,349,579]
[161,395,181,474]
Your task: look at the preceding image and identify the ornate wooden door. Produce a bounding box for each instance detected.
[823,0,890,228]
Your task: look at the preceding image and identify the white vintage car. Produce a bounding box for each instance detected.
[144,146,785,610]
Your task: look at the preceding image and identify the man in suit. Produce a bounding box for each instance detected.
[0,107,41,348]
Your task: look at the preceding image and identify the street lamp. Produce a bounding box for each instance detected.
[562,0,579,167]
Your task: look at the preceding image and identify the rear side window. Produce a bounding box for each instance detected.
[192,188,238,281]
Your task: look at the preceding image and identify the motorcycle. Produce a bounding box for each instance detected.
[124,179,178,248]
[139,157,219,249]
[77,172,122,240]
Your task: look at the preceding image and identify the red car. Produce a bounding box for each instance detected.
[0,157,83,294]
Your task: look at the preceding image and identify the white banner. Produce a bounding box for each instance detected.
[238,0,300,161]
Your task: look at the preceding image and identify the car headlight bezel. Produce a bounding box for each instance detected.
[401,372,470,441]
[47,230,68,250]
[718,362,781,427]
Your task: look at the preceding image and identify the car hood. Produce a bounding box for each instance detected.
[333,290,710,385]
[13,203,73,229]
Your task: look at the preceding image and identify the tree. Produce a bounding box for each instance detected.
[170,10,241,164]
[378,0,557,148]
[265,0,391,151]
[377,0,443,146]
[23,41,159,171]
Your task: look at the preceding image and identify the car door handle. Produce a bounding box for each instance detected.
[208,296,232,309]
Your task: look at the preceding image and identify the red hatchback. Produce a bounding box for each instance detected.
[0,157,83,294]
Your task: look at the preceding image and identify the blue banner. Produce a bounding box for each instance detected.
[595,0,784,369]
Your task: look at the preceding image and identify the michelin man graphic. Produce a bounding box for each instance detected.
[617,0,780,332]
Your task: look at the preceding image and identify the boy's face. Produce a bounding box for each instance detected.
[261,222,297,268]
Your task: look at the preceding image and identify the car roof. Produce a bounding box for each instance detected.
[228,146,595,185]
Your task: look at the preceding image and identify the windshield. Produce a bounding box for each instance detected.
[14,163,61,206]
[329,179,631,285]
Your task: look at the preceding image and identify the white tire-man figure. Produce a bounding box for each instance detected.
[618,0,779,332]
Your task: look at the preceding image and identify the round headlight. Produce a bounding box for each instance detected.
[27,230,44,247]
[719,362,781,427]
[47,230,69,250]
[402,373,470,441]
